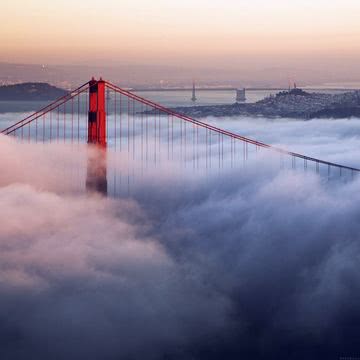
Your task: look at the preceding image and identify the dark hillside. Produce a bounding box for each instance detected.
[0,82,67,101]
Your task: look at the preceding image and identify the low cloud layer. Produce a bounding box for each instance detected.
[1,116,360,359]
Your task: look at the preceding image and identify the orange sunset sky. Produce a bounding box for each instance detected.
[1,0,360,85]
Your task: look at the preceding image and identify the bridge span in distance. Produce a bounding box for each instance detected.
[1,78,358,196]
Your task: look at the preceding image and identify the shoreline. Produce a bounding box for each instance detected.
[170,89,360,120]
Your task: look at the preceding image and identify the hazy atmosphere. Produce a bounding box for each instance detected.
[1,1,360,359]
[1,0,360,87]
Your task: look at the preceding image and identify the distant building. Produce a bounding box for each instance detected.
[236,88,246,102]
[191,81,197,102]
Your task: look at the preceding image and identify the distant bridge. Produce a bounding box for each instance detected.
[1,78,358,195]
[131,87,359,92]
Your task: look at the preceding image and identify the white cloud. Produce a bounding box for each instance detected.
[1,115,360,358]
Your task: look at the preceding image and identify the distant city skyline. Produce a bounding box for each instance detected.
[1,60,360,90]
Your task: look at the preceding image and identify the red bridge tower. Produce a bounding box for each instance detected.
[88,77,106,146]
[86,78,107,194]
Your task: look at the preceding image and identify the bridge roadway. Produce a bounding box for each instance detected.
[2,78,359,180]
[130,87,359,92]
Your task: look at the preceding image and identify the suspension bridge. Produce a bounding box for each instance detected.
[1,78,359,195]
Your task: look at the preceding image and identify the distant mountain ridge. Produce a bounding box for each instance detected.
[0,82,67,101]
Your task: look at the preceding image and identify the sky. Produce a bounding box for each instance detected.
[1,0,360,68]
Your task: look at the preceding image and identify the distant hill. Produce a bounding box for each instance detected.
[170,89,360,119]
[0,82,67,101]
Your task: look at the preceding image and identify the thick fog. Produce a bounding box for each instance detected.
[1,116,360,359]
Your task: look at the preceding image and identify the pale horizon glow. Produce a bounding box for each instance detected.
[1,0,360,83]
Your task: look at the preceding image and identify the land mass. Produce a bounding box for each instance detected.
[172,88,360,119]
[0,82,67,101]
